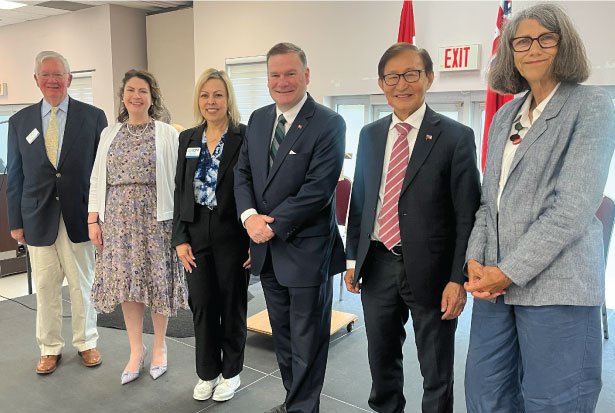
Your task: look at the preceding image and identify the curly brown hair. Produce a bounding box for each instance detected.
[117,69,166,123]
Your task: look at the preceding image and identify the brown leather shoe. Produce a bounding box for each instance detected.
[36,354,61,374]
[78,348,102,367]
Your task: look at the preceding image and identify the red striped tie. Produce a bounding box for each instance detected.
[378,122,411,250]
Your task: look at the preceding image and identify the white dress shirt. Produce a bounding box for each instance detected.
[347,102,426,269]
[240,93,309,225]
[497,83,560,209]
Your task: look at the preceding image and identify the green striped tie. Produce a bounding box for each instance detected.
[270,114,287,167]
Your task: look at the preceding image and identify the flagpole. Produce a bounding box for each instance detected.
[481,0,514,171]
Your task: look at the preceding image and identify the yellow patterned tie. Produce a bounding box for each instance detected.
[45,107,59,167]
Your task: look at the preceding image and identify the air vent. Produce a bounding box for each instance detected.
[35,1,93,11]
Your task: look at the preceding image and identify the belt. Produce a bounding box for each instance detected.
[371,240,402,256]
[196,204,218,212]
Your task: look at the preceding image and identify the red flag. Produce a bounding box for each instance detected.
[481,0,513,170]
[398,1,415,44]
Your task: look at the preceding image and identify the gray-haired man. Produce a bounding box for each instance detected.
[7,51,107,374]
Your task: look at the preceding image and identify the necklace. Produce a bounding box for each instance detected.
[126,120,151,137]
[509,115,526,145]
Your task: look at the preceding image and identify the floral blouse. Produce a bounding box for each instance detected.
[193,130,226,206]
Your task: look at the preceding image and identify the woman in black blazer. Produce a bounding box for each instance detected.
[172,69,249,402]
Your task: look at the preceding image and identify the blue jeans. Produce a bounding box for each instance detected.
[465,297,602,413]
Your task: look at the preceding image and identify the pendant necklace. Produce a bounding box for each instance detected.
[509,115,526,145]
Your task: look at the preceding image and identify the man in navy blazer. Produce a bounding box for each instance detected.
[7,51,107,374]
[235,42,345,413]
[344,43,480,412]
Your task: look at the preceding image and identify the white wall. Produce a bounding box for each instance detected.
[146,8,194,128]
[109,4,148,122]
[0,4,147,123]
[192,1,400,102]
[549,1,615,85]
[1,1,613,122]
[416,1,615,91]
[0,5,114,119]
[192,1,615,102]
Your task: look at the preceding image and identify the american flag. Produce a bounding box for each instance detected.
[481,0,513,171]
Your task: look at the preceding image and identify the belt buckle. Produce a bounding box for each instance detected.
[390,245,402,256]
[207,205,215,211]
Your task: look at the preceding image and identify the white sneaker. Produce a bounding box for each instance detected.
[212,374,241,402]
[193,375,220,401]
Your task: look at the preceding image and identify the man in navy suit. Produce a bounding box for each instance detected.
[7,51,107,374]
[234,42,345,413]
[344,43,481,412]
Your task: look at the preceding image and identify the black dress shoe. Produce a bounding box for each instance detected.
[264,403,286,413]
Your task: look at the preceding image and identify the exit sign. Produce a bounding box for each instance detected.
[438,44,480,71]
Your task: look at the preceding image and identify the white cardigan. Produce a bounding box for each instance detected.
[88,120,179,222]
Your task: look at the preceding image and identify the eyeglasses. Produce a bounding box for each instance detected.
[38,72,68,80]
[382,70,425,86]
[511,32,560,52]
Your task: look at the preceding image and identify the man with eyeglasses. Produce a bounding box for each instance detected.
[344,43,480,413]
[7,51,107,374]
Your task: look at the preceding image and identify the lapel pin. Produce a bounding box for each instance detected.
[297,124,303,129]
[426,134,432,141]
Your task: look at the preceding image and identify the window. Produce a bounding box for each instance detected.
[226,57,273,124]
[0,105,31,174]
[472,101,486,165]
[335,97,369,179]
[68,72,94,105]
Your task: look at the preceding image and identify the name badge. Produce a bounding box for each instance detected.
[186,147,201,158]
[26,129,40,144]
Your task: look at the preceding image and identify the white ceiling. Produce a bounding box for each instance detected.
[0,1,191,28]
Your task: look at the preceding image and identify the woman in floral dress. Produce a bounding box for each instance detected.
[88,69,187,384]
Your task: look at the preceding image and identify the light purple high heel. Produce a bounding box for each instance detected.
[121,345,147,385]
[149,347,167,380]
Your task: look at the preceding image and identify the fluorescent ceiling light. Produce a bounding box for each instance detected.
[0,0,26,10]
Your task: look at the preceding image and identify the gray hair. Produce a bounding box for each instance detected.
[489,3,590,94]
[34,51,71,74]
[267,42,307,68]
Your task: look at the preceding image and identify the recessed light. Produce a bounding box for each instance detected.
[0,1,26,10]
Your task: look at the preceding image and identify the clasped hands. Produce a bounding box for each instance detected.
[464,259,512,300]
[245,214,275,244]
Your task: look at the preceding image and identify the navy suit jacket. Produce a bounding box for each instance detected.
[234,95,346,287]
[346,106,481,305]
[7,98,107,246]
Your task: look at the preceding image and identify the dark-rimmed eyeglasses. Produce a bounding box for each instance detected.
[511,32,560,52]
[382,70,425,86]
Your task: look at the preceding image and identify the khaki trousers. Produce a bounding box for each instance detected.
[28,216,98,355]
